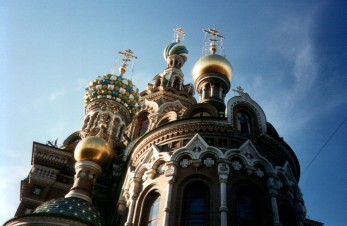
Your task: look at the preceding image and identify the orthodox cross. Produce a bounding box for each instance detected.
[118,49,138,76]
[232,86,245,96]
[174,27,185,43]
[118,49,138,69]
[203,27,224,54]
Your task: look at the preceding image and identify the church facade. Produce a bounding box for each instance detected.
[5,28,323,226]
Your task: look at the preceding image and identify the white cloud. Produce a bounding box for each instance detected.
[293,41,317,95]
[49,89,66,102]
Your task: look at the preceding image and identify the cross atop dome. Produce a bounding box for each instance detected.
[203,27,225,55]
[118,49,138,75]
[173,27,185,43]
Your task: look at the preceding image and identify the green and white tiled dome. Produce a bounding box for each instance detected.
[33,197,102,226]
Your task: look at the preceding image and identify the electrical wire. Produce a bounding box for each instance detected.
[302,114,347,175]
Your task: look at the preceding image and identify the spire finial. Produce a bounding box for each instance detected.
[203,28,225,55]
[118,49,138,76]
[174,27,185,43]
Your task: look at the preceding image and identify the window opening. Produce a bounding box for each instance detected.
[146,195,160,226]
[237,111,251,137]
[182,181,209,226]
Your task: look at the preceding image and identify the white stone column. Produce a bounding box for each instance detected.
[218,163,230,226]
[162,162,177,226]
[202,86,206,101]
[125,177,142,226]
[267,177,282,226]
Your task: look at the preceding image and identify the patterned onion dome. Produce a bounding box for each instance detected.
[192,54,233,82]
[33,197,102,226]
[163,42,188,62]
[84,73,142,118]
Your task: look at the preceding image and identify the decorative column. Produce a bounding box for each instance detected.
[125,177,142,226]
[163,162,177,226]
[218,162,230,226]
[294,186,306,226]
[267,176,282,226]
[202,86,207,101]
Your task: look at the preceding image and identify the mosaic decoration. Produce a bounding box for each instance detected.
[84,73,142,118]
[33,197,101,226]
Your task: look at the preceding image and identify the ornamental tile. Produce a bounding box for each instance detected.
[33,197,101,226]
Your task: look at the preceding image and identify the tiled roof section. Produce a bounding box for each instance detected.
[33,197,102,226]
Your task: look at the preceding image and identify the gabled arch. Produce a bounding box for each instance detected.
[225,140,274,174]
[155,111,177,127]
[157,100,186,118]
[142,99,159,115]
[171,134,224,162]
[227,93,267,135]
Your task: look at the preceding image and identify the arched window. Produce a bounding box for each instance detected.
[173,78,181,90]
[137,112,149,137]
[155,78,161,87]
[236,111,251,137]
[142,193,160,226]
[182,181,209,226]
[237,195,255,226]
[279,201,297,226]
[235,187,261,226]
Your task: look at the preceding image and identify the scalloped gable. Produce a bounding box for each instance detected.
[170,133,223,161]
[238,139,262,159]
[226,93,267,134]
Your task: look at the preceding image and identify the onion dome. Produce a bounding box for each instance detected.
[192,53,233,82]
[84,73,142,118]
[33,197,102,226]
[163,42,188,62]
[74,135,112,166]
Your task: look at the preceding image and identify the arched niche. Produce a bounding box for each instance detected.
[227,94,267,135]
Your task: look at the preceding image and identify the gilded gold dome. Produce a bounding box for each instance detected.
[74,136,113,166]
[192,54,232,82]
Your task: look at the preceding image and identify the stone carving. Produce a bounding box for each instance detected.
[156,163,165,174]
[218,163,229,173]
[203,158,215,167]
[255,168,264,177]
[245,152,253,159]
[194,144,201,153]
[164,165,175,176]
[180,158,190,168]
[231,161,242,171]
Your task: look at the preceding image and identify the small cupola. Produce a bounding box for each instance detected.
[163,28,188,69]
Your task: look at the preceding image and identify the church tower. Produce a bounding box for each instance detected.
[5,28,323,226]
[193,28,232,116]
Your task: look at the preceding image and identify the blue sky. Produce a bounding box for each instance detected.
[1,0,346,225]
